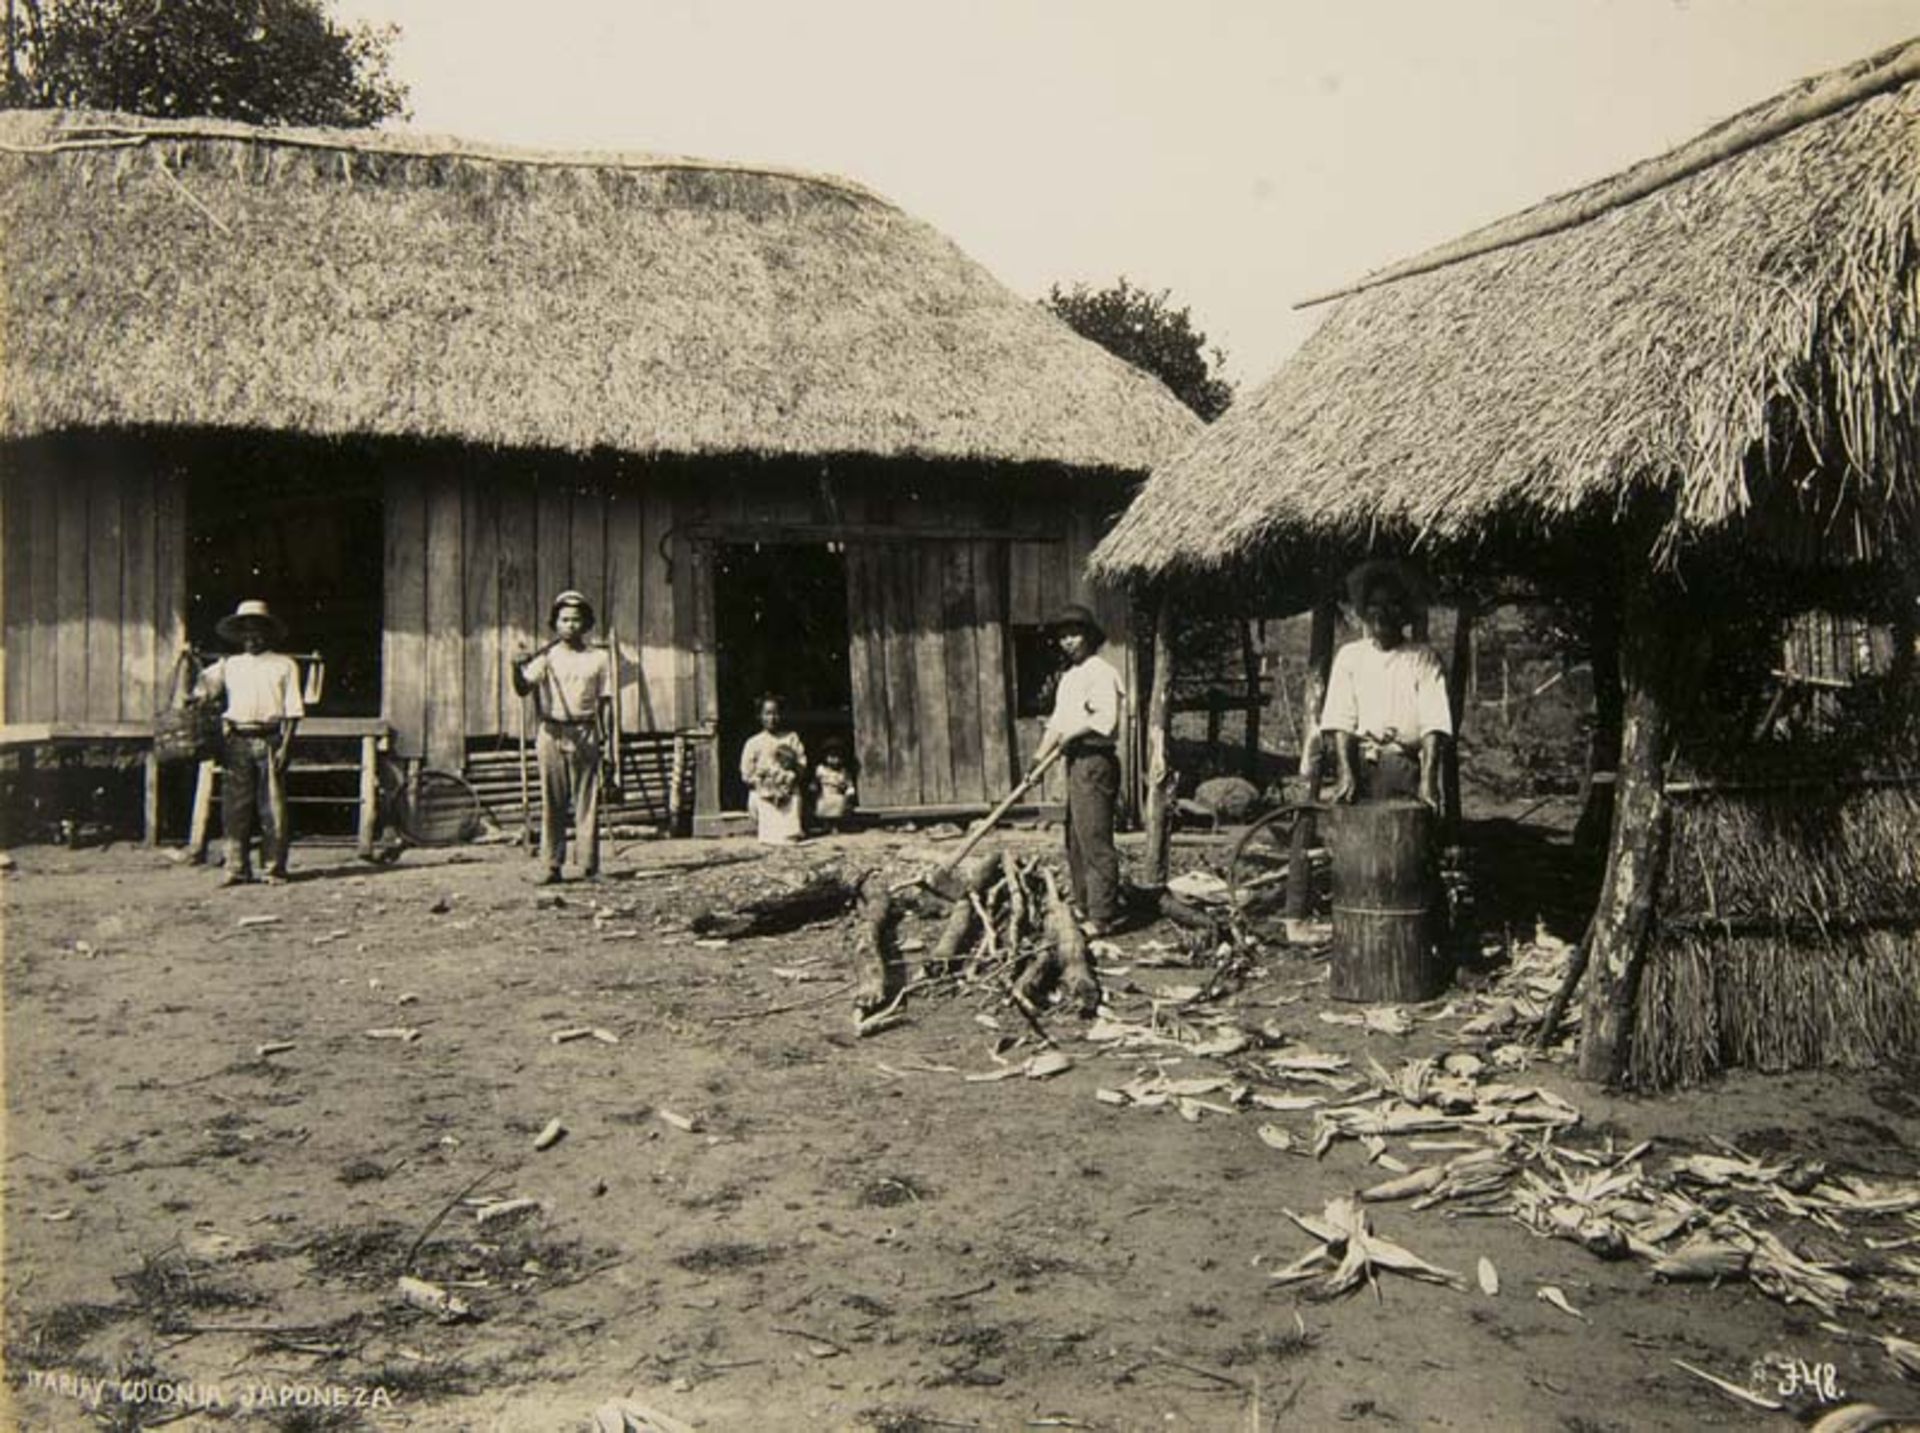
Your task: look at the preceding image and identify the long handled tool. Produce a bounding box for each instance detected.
[517,687,534,854]
[899,746,1065,901]
[602,621,625,803]
[514,636,568,855]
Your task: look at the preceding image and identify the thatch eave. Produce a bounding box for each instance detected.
[1092,37,1920,591]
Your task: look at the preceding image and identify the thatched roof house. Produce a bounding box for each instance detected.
[0,109,1198,827]
[1094,39,1920,1090]
[2,110,1190,468]
[1092,37,1920,591]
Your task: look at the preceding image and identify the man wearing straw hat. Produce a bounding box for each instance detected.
[512,590,612,884]
[1028,603,1126,936]
[1322,560,1452,810]
[196,599,305,886]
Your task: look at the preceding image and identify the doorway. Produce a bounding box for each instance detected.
[186,447,383,715]
[713,543,854,811]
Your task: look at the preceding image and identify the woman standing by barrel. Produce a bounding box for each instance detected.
[1318,561,1455,1002]
[1321,560,1453,810]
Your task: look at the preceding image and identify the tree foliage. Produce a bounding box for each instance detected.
[5,0,408,127]
[1045,276,1234,422]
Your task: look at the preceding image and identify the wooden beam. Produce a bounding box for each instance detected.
[382,470,428,761]
[1576,567,1690,1085]
[1141,592,1176,886]
[689,540,720,815]
[1575,591,1624,852]
[684,520,1056,545]
[1241,619,1261,780]
[0,467,16,724]
[423,467,465,772]
[973,540,1014,792]
[1444,597,1477,829]
[1286,587,1338,921]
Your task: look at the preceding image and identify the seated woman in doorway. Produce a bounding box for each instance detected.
[196,599,305,887]
[741,693,807,845]
[1322,560,1453,809]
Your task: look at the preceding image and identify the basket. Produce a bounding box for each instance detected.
[154,652,224,765]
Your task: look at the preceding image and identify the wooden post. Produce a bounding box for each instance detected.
[1285,588,1338,921]
[357,734,379,857]
[1576,568,1687,1085]
[1889,564,1917,694]
[1444,597,1477,829]
[1575,593,1623,851]
[188,757,216,862]
[668,731,689,837]
[142,746,160,848]
[1141,591,1176,887]
[1241,619,1262,779]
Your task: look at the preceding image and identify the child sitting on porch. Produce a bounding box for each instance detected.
[741,694,806,844]
[811,738,857,831]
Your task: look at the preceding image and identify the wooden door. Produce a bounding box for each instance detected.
[846,541,1013,809]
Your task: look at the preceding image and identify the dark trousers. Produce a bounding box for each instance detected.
[223,730,288,876]
[537,722,602,874]
[1064,747,1120,924]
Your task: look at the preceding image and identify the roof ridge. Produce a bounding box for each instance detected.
[1297,33,1920,308]
[0,110,894,208]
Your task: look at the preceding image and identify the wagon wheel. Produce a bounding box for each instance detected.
[376,758,498,847]
[1226,803,1326,917]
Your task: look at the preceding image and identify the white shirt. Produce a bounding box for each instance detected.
[1320,638,1452,744]
[740,729,807,786]
[199,652,305,724]
[1046,653,1124,743]
[523,643,610,723]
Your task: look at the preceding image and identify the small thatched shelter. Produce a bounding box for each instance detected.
[0,109,1198,830]
[1092,39,1920,1086]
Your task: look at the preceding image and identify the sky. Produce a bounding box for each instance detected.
[330,0,1920,385]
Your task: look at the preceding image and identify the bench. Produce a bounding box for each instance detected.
[187,717,392,860]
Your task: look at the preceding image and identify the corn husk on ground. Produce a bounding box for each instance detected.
[1269,1197,1467,1298]
[860,851,1919,1353]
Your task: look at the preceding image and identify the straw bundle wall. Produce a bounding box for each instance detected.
[1627,783,1920,1089]
[1092,38,1920,585]
[0,111,1197,472]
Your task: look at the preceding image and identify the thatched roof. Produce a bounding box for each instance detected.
[0,110,1197,472]
[1093,38,1920,586]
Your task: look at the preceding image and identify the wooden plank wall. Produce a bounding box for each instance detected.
[388,462,687,770]
[1007,489,1134,809]
[844,539,1018,809]
[839,484,1130,811]
[373,458,1132,816]
[1,441,184,727]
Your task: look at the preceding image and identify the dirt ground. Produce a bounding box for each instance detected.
[4,822,1919,1432]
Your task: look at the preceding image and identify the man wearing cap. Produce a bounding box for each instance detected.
[1029,604,1126,936]
[196,599,305,886]
[513,590,612,883]
[1321,561,1453,809]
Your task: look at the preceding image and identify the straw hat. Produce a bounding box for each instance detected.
[215,598,286,644]
[1049,602,1106,646]
[549,589,597,631]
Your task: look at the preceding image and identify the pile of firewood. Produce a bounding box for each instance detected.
[850,850,1101,1028]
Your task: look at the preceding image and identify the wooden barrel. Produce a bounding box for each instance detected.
[1323,799,1446,1002]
